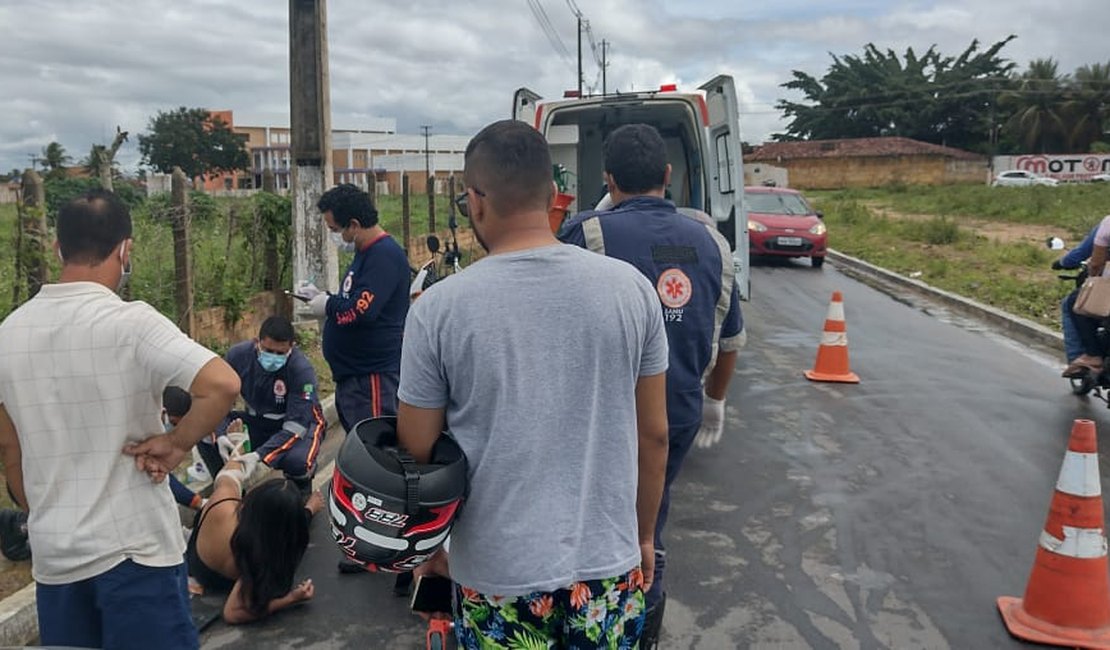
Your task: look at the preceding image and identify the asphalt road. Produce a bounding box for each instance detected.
[201,257,1098,649]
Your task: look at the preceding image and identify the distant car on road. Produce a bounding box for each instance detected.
[1090,173,1110,183]
[746,186,827,268]
[991,170,1059,187]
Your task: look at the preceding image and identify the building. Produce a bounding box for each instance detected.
[198,110,468,195]
[747,137,987,190]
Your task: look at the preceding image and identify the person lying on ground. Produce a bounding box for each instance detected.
[185,452,322,624]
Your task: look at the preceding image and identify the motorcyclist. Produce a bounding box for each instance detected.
[1063,216,1110,377]
[1054,225,1097,368]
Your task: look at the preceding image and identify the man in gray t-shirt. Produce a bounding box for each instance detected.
[398,120,669,648]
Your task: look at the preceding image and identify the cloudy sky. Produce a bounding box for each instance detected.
[1,0,1108,173]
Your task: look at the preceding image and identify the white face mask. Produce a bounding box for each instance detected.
[330,230,356,253]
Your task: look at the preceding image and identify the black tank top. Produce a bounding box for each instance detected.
[186,497,240,593]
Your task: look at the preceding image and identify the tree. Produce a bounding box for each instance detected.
[1065,62,1110,151]
[775,37,1016,150]
[82,128,129,191]
[41,142,71,180]
[1001,58,1069,153]
[138,107,249,182]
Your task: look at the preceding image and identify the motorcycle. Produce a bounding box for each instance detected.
[409,214,464,301]
[1059,264,1110,399]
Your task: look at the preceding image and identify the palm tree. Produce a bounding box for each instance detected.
[1065,62,1110,151]
[1002,58,1069,153]
[41,142,71,179]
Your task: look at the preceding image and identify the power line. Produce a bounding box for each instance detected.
[526,0,573,70]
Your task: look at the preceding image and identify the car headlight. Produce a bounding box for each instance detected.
[809,223,827,235]
[748,220,767,233]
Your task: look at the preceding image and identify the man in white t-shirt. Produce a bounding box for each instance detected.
[0,189,240,650]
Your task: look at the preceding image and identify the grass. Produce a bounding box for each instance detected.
[810,188,1104,328]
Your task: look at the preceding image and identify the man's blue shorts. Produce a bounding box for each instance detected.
[37,559,197,650]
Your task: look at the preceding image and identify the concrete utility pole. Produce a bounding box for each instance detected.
[421,125,431,185]
[289,0,338,305]
[576,15,583,96]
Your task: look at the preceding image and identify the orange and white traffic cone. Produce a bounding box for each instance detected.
[997,419,1110,648]
[804,291,860,383]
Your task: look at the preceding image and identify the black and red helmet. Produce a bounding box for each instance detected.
[329,416,467,573]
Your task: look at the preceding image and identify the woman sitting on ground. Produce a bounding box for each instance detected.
[185,449,324,624]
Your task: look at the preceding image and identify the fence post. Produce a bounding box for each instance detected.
[427,175,436,233]
[402,173,411,257]
[171,167,195,336]
[17,170,47,302]
[448,175,456,220]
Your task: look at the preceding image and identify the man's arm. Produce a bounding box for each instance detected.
[705,350,738,401]
[0,405,26,511]
[635,372,668,591]
[1061,227,1098,268]
[278,356,324,440]
[397,402,446,464]
[125,358,241,481]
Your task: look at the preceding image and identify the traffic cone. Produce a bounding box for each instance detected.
[997,419,1110,648]
[804,291,860,383]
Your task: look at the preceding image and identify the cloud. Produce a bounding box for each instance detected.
[1,0,1108,172]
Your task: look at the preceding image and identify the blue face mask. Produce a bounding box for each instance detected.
[258,350,289,373]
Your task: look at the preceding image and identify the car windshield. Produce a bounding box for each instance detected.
[747,192,813,216]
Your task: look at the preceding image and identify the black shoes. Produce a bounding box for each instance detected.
[0,509,30,562]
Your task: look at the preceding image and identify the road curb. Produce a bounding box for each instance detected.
[827,249,1064,353]
[0,395,339,647]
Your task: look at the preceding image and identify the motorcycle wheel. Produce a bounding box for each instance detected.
[1071,373,1096,396]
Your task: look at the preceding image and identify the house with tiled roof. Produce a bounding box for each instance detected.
[747,137,988,189]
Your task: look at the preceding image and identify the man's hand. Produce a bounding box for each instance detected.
[694,395,726,449]
[308,293,328,318]
[639,541,655,593]
[294,282,323,301]
[217,435,237,462]
[233,451,261,479]
[414,548,450,580]
[123,433,189,483]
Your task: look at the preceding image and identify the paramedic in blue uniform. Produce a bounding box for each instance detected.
[559,123,746,649]
[297,183,411,584]
[200,316,325,496]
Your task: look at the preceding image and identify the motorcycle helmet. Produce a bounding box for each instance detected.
[329,416,468,572]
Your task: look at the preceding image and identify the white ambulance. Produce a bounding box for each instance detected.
[513,76,750,299]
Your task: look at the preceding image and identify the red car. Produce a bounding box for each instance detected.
[745,186,827,268]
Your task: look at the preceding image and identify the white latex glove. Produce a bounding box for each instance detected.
[694,396,726,449]
[215,464,247,490]
[295,282,323,301]
[308,292,329,318]
[216,435,237,462]
[233,451,261,479]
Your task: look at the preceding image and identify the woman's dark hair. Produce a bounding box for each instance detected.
[230,479,310,618]
[317,183,378,228]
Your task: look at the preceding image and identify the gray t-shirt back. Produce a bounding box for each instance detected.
[399,244,668,596]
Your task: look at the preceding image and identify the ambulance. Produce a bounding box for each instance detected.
[513,76,750,298]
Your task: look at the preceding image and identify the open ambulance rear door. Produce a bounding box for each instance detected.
[699,75,750,300]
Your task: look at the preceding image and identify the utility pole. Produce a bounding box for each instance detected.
[601,40,609,95]
[577,15,583,96]
[289,0,338,311]
[421,125,431,188]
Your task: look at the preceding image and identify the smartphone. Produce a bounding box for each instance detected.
[284,290,311,303]
[410,575,454,614]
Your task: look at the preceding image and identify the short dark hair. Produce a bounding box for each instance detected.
[57,189,133,265]
[604,124,668,194]
[259,316,295,343]
[464,120,553,215]
[162,386,192,418]
[317,184,378,228]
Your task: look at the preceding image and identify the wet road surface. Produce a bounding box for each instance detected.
[202,258,1096,648]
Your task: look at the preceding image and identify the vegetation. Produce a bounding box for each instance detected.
[776,38,1110,155]
[810,184,1110,327]
[138,107,250,180]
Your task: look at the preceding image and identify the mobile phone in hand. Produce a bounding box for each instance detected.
[284,290,312,303]
[410,575,454,614]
